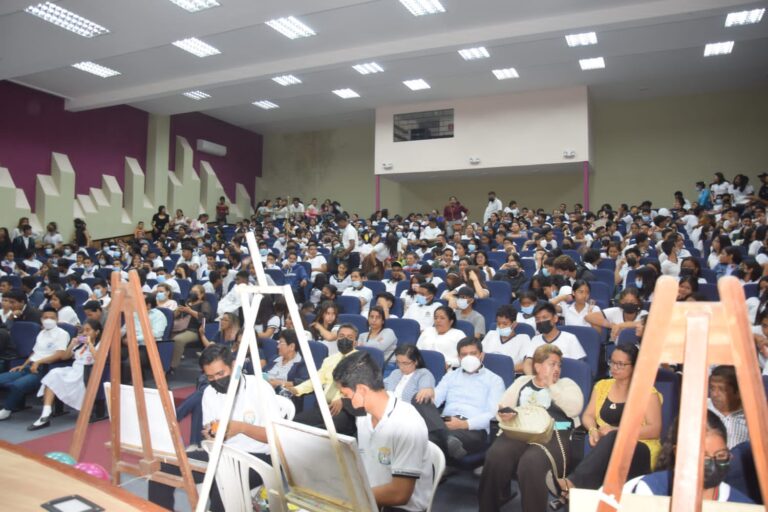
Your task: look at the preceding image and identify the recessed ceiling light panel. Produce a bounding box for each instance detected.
[172,37,221,57]
[458,47,490,60]
[725,8,764,27]
[72,61,120,78]
[399,0,446,16]
[353,62,384,75]
[183,90,211,100]
[579,57,605,70]
[403,79,431,91]
[266,16,316,39]
[492,68,519,80]
[253,100,279,110]
[24,2,109,38]
[565,31,598,47]
[704,41,734,56]
[272,74,302,86]
[167,0,220,13]
[332,88,360,99]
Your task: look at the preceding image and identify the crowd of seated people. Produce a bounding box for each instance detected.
[0,172,766,510]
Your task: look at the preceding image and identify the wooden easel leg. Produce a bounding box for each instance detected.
[670,313,709,512]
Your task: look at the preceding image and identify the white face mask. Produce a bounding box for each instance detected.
[456,298,469,310]
[460,354,482,373]
[42,318,57,330]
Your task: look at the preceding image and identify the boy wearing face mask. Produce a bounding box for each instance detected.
[587,288,647,342]
[0,308,68,420]
[404,283,441,332]
[289,324,360,436]
[148,344,278,512]
[342,268,373,315]
[452,287,485,340]
[414,337,505,460]
[522,303,585,375]
[482,305,531,372]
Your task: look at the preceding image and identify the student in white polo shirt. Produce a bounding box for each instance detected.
[522,302,585,375]
[333,351,433,512]
[403,283,441,332]
[481,304,531,372]
[148,345,278,512]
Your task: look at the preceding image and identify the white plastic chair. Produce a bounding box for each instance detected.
[426,441,446,512]
[202,440,287,512]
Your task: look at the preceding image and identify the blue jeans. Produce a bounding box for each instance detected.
[0,367,43,411]
[175,389,204,446]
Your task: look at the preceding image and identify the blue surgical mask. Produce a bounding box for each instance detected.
[259,248,268,256]
[415,295,427,306]
[94,288,103,298]
[352,280,363,289]
[521,305,535,315]
[468,244,476,252]
[498,326,513,337]
[542,268,550,277]
[634,279,643,289]
[156,292,167,302]
[156,275,166,283]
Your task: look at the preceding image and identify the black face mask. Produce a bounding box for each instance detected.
[620,303,641,314]
[679,267,694,278]
[536,320,554,335]
[703,458,730,489]
[337,337,354,354]
[507,268,519,277]
[188,293,199,302]
[209,375,231,394]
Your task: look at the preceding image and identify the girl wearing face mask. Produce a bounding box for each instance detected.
[155,284,178,311]
[623,411,753,504]
[400,275,425,311]
[479,344,584,512]
[415,306,465,368]
[587,288,647,342]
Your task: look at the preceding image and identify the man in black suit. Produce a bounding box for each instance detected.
[0,290,42,370]
[21,277,45,309]
[11,225,35,257]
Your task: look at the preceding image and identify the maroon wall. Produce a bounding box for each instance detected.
[0,81,149,210]
[0,81,263,210]
[169,112,262,201]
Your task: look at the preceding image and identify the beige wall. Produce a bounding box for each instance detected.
[591,88,768,208]
[259,87,768,221]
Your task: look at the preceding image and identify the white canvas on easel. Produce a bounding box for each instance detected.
[195,231,380,512]
[271,420,377,512]
[103,383,178,457]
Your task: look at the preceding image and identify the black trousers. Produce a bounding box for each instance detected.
[293,398,359,436]
[412,401,488,457]
[147,449,269,511]
[568,430,651,489]
[478,430,571,512]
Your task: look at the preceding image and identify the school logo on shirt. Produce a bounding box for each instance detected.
[243,410,256,425]
[377,447,392,466]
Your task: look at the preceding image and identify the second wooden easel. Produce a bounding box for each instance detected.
[68,270,199,510]
[572,276,768,512]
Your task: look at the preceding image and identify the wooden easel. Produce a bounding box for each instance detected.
[69,270,199,510]
[576,276,768,511]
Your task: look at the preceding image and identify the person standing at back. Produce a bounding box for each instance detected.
[484,191,503,224]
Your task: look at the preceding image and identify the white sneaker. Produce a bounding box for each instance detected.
[0,409,11,421]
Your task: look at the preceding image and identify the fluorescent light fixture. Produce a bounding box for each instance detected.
[253,100,279,110]
[183,90,210,100]
[492,67,519,80]
[72,61,120,78]
[458,46,490,60]
[332,88,360,99]
[403,79,430,91]
[265,16,315,39]
[565,31,598,47]
[353,62,384,75]
[272,74,302,86]
[579,57,605,70]
[725,8,764,27]
[24,2,109,38]
[703,41,734,56]
[399,0,446,16]
[172,37,221,57]
[166,0,220,13]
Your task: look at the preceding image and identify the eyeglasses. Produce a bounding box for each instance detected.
[609,360,632,369]
[704,449,731,465]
